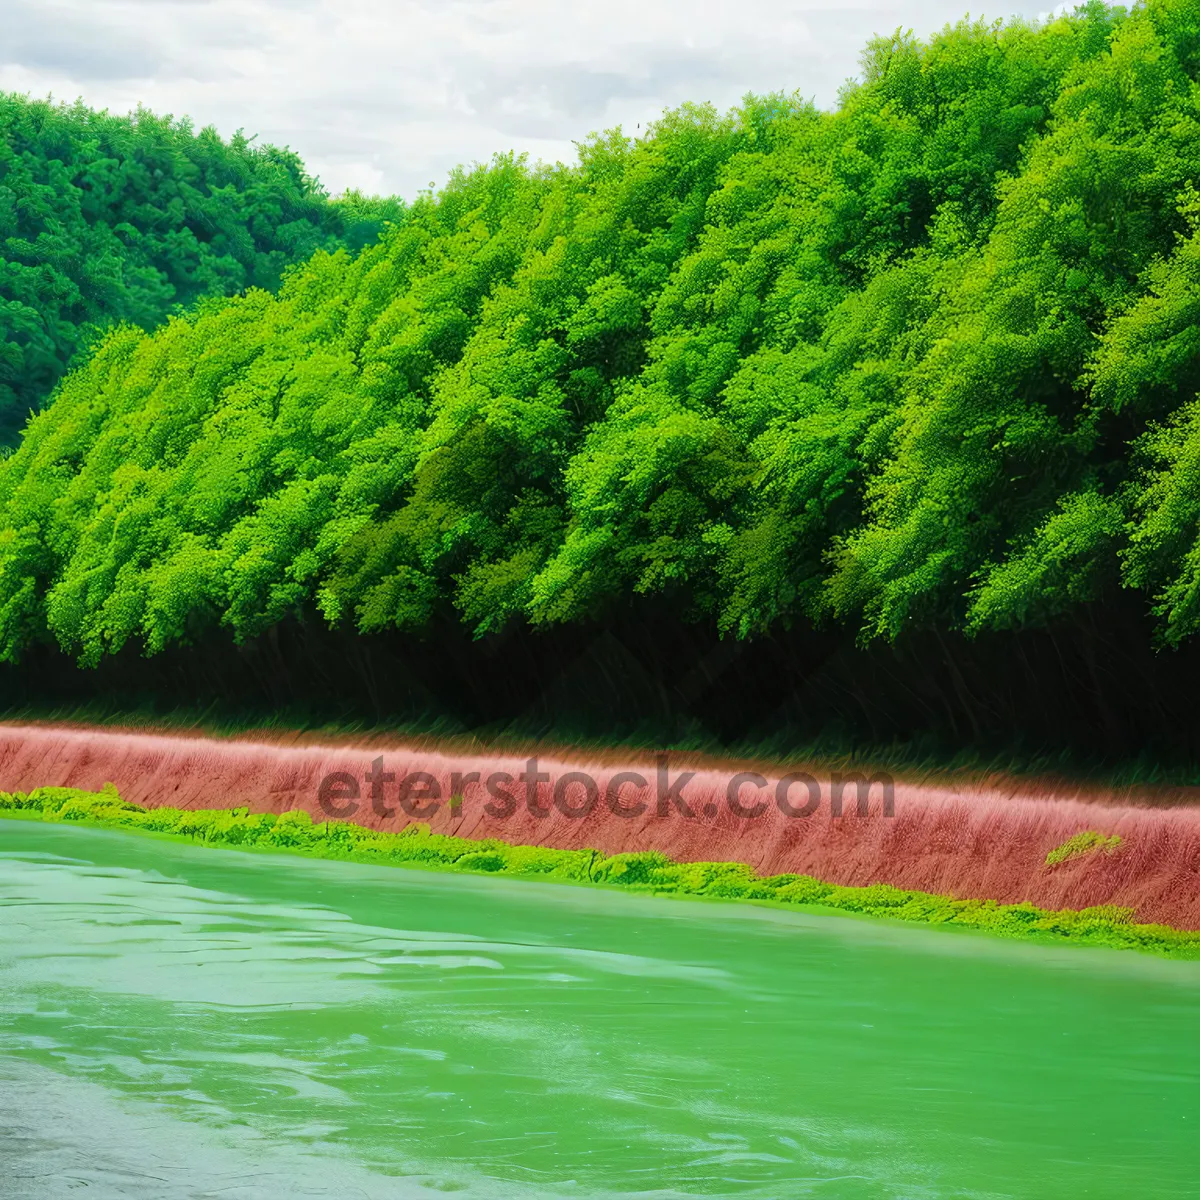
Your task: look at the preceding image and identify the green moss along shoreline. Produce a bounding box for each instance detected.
[3,786,1197,958]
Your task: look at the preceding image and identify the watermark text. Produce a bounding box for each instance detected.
[315,756,894,821]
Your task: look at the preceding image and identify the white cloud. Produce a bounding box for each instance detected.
[1037,2,1084,22]
[0,0,1056,200]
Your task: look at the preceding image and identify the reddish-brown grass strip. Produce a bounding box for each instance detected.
[1,722,1197,928]
[9,714,1200,808]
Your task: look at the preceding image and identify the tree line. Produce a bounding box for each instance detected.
[3,2,1200,759]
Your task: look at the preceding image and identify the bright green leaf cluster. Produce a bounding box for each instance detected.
[1045,829,1124,865]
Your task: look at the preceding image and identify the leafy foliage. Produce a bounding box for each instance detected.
[8,3,1200,667]
[0,92,398,444]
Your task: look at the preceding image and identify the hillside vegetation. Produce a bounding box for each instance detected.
[0,92,401,444]
[4,2,1200,732]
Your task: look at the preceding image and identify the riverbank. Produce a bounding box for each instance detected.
[3,787,1197,958]
[1,722,1198,929]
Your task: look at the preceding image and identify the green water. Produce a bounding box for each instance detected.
[0,821,1197,1199]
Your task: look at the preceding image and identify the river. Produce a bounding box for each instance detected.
[1,820,1197,1198]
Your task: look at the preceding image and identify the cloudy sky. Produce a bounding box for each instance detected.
[3,0,1072,200]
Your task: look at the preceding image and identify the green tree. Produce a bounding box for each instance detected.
[10,1,1200,686]
[0,92,396,444]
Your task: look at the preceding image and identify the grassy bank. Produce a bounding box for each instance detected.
[3,786,1197,959]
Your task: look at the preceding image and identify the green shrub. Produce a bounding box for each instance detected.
[1045,831,1123,867]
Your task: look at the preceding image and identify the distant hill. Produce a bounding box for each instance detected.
[0,92,402,443]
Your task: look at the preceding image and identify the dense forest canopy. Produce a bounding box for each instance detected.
[0,92,402,444]
[4,0,1200,698]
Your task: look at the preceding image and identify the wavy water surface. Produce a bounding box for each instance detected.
[1,820,1197,1198]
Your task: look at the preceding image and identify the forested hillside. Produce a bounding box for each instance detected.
[0,93,401,444]
[5,1,1200,760]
